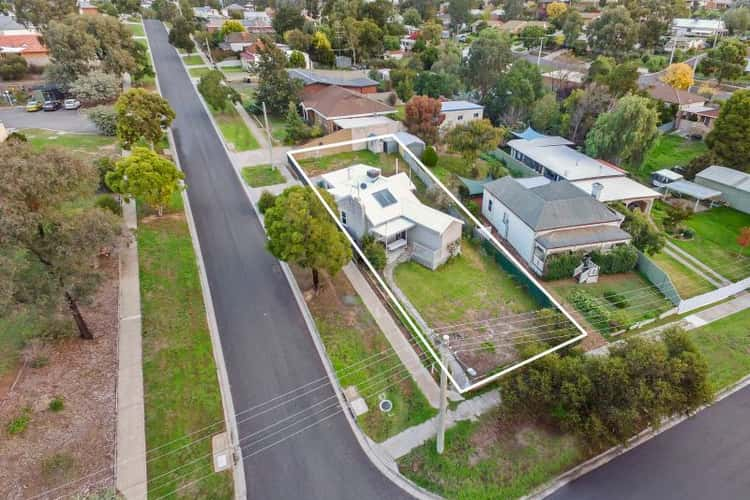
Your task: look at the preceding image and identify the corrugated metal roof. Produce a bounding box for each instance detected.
[288,69,378,88]
[536,226,631,250]
[571,177,661,202]
[696,165,750,194]
[440,100,484,112]
[664,180,723,200]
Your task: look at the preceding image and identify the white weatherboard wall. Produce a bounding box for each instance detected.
[482,191,536,265]
[441,108,484,128]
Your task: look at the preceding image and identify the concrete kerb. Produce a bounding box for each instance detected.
[148,22,247,499]
[525,372,750,500]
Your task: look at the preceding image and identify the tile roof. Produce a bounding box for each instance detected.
[0,34,47,54]
[301,85,395,119]
[646,84,705,105]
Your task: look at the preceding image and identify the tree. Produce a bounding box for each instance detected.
[392,69,415,102]
[284,101,320,144]
[463,30,514,100]
[600,61,639,97]
[273,5,305,38]
[115,89,176,149]
[152,0,178,23]
[106,147,184,217]
[114,0,141,14]
[585,95,658,166]
[254,39,303,116]
[530,94,561,134]
[661,63,694,90]
[13,0,77,31]
[265,186,352,291]
[723,7,750,35]
[587,55,615,83]
[287,50,307,68]
[310,31,334,66]
[0,54,28,80]
[620,206,665,254]
[560,10,584,47]
[343,18,384,64]
[87,106,118,136]
[705,90,750,171]
[0,142,120,339]
[698,38,747,84]
[284,29,312,51]
[447,0,470,31]
[421,22,443,45]
[413,71,460,98]
[221,20,245,38]
[737,227,750,256]
[70,71,121,105]
[198,70,240,111]
[484,59,544,127]
[402,7,422,26]
[587,6,638,59]
[404,96,445,145]
[520,25,547,49]
[503,0,524,19]
[168,16,196,54]
[446,119,505,175]
[361,0,394,30]
[561,83,613,144]
[422,145,438,167]
[546,2,567,20]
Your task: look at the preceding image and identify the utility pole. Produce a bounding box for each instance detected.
[536,37,545,67]
[436,334,449,455]
[262,101,273,166]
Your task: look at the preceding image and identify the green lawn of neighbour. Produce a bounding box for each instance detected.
[189,67,212,78]
[182,54,205,66]
[394,239,539,326]
[671,207,750,282]
[138,193,233,499]
[399,412,583,500]
[394,104,405,121]
[293,267,436,442]
[267,114,287,144]
[241,165,285,188]
[210,105,260,152]
[650,251,715,298]
[635,134,708,181]
[127,22,145,37]
[691,308,750,392]
[23,129,118,157]
[299,150,405,177]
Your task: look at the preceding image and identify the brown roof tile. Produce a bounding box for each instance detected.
[301,85,395,119]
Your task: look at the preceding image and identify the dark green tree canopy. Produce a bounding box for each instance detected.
[115,88,176,149]
[705,89,750,172]
[253,38,303,116]
[198,70,240,111]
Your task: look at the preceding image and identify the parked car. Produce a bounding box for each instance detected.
[25,100,42,112]
[43,100,62,111]
[64,98,81,110]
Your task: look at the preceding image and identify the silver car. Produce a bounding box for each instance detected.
[64,98,81,110]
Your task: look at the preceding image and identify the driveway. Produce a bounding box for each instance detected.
[144,20,410,500]
[0,106,97,133]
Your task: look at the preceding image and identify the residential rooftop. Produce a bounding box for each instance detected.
[301,85,395,119]
[288,68,378,88]
[440,100,484,112]
[696,166,750,193]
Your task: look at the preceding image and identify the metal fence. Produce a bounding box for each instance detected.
[637,251,682,306]
[678,276,750,314]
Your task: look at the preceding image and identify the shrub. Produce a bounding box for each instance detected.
[364,239,387,271]
[70,71,121,105]
[6,408,31,435]
[465,199,481,218]
[87,106,118,136]
[592,244,638,274]
[257,191,277,214]
[421,146,438,167]
[386,91,397,106]
[0,53,28,80]
[603,289,629,309]
[544,252,583,281]
[95,157,117,192]
[95,195,122,216]
[48,397,64,412]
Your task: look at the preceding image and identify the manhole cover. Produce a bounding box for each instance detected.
[379,399,393,413]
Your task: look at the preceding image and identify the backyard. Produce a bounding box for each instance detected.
[299,149,406,177]
[241,165,285,188]
[210,105,260,152]
[649,251,715,298]
[635,134,708,182]
[292,267,435,442]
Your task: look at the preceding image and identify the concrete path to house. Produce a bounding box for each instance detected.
[115,200,147,499]
[663,245,725,288]
[343,263,458,409]
[229,103,292,168]
[588,292,750,356]
[666,241,731,286]
[380,389,501,460]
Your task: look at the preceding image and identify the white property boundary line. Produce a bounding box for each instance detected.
[287,134,588,393]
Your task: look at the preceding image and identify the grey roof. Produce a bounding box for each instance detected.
[483,177,622,231]
[536,226,631,250]
[664,179,723,200]
[440,100,484,112]
[696,165,750,194]
[0,15,25,31]
[394,131,424,146]
[287,69,378,88]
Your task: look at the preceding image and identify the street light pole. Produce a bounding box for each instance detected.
[262,101,273,166]
[436,334,450,455]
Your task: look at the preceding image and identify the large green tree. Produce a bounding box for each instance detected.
[587,6,638,59]
[446,119,505,175]
[273,5,305,39]
[253,39,302,116]
[561,83,613,144]
[698,38,747,84]
[198,70,240,111]
[13,0,77,30]
[0,142,120,339]
[620,206,665,255]
[265,186,352,291]
[115,89,176,149]
[106,147,185,217]
[530,94,561,135]
[484,59,544,127]
[463,30,514,100]
[343,18,384,64]
[168,16,196,54]
[705,90,750,172]
[585,95,658,166]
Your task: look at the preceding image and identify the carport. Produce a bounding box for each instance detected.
[661,179,722,211]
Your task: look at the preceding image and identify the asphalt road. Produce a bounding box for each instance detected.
[0,106,97,133]
[548,385,750,500]
[144,21,409,500]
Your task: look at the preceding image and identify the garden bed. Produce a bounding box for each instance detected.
[241,165,285,188]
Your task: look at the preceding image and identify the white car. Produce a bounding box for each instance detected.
[64,98,81,110]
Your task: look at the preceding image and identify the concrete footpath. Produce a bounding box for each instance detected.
[115,200,147,499]
[666,241,730,285]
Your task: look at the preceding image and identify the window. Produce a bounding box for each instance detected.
[473,112,479,118]
[488,199,493,212]
[341,211,347,225]
[457,115,463,121]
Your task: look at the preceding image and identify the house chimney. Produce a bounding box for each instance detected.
[591,182,604,201]
[366,169,380,182]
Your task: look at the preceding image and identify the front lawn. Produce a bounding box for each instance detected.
[635,134,708,182]
[138,194,233,499]
[299,150,405,177]
[293,267,436,442]
[210,105,260,152]
[127,22,145,37]
[23,129,118,157]
[241,165,285,188]
[182,54,205,66]
[671,207,750,282]
[650,251,715,298]
[690,308,750,392]
[189,67,212,78]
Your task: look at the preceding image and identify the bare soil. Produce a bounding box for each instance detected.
[0,255,119,499]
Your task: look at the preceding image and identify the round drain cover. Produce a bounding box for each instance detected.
[379,399,393,412]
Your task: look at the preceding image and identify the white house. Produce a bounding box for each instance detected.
[671,18,727,39]
[440,100,485,128]
[482,177,631,275]
[320,164,463,270]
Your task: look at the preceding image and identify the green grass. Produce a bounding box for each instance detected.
[650,251,715,298]
[691,308,750,392]
[299,150,405,177]
[241,165,285,188]
[210,105,260,152]
[295,267,436,442]
[394,239,539,326]
[127,22,145,37]
[189,67,212,78]
[635,134,708,182]
[23,129,118,157]
[267,115,287,144]
[138,195,233,499]
[399,413,583,500]
[182,54,205,66]
[671,207,750,282]
[395,104,406,121]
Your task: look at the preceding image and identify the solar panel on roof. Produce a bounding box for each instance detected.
[372,189,397,207]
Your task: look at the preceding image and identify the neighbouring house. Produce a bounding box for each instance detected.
[300,85,396,133]
[695,165,750,215]
[193,6,220,19]
[651,168,723,211]
[482,176,631,276]
[0,14,35,35]
[671,18,727,39]
[0,34,49,66]
[240,40,310,69]
[507,130,662,213]
[288,68,379,94]
[78,0,99,15]
[543,70,585,97]
[440,100,485,128]
[320,164,463,270]
[644,84,710,133]
[222,3,246,17]
[678,106,720,137]
[241,13,274,35]
[221,31,258,53]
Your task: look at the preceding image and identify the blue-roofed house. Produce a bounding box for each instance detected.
[511,126,547,141]
[440,100,484,128]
